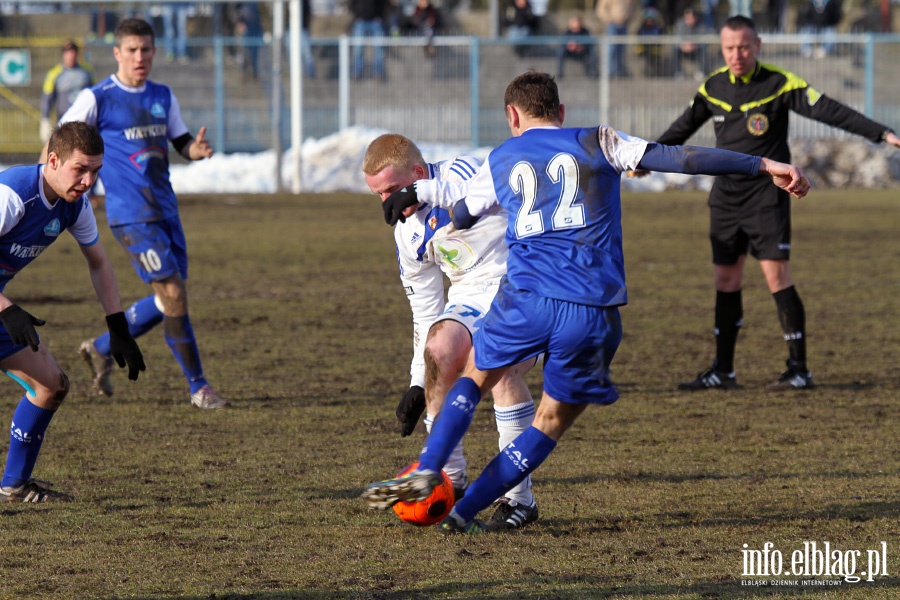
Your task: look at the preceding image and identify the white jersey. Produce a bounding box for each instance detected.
[396,157,509,388]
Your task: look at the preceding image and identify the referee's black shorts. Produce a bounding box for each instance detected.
[708,176,791,265]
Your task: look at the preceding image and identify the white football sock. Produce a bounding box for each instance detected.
[495,400,536,506]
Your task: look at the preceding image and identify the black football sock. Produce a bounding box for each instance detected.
[773,285,806,370]
[715,290,742,374]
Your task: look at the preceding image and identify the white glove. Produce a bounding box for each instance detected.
[39,118,53,143]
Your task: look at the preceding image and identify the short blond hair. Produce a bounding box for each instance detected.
[362,134,426,176]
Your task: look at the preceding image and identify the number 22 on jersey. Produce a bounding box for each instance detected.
[511,153,585,239]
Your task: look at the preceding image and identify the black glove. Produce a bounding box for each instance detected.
[106,312,146,381]
[396,385,426,437]
[383,185,420,225]
[0,304,45,352]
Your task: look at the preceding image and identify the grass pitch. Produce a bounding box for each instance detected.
[0,190,897,599]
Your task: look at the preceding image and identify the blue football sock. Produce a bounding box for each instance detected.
[2,397,56,488]
[163,314,207,394]
[418,377,481,474]
[452,426,557,523]
[93,295,164,356]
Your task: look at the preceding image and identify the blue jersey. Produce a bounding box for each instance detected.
[60,75,191,227]
[0,165,99,291]
[461,126,648,307]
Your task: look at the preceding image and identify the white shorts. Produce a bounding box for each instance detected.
[439,280,501,335]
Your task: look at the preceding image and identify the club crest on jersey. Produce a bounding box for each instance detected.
[428,216,438,230]
[151,102,166,119]
[43,218,61,237]
[746,113,769,136]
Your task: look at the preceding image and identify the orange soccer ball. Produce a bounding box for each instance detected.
[392,462,455,526]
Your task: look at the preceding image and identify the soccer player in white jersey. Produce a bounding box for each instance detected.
[362,133,540,530]
[362,72,810,534]
[0,122,144,502]
[41,18,224,409]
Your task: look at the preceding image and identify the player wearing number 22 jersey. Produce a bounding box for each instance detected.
[454,125,645,404]
[361,72,810,534]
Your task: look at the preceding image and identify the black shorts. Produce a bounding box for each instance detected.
[708,177,791,265]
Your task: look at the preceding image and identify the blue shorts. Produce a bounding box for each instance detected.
[0,327,33,361]
[111,218,189,284]
[473,284,622,406]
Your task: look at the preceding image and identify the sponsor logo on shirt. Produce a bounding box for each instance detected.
[43,218,60,237]
[123,124,167,140]
[9,243,46,259]
[435,238,477,272]
[713,116,725,122]
[130,146,167,169]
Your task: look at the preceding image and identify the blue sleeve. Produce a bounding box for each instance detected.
[637,143,761,176]
[450,199,479,230]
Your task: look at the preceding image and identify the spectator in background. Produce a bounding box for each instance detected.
[40,40,93,144]
[232,2,264,80]
[799,0,842,58]
[505,0,539,58]
[89,10,119,44]
[388,0,415,37]
[529,0,549,33]
[161,2,192,63]
[635,7,665,77]
[301,0,315,78]
[350,0,388,80]
[595,0,639,78]
[411,0,442,58]
[729,0,752,18]
[557,14,598,79]
[672,7,712,80]
[701,0,719,30]
[767,0,786,32]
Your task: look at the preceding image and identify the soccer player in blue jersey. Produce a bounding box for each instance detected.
[42,18,225,409]
[361,71,810,534]
[0,122,145,502]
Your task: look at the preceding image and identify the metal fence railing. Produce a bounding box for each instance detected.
[2,32,899,162]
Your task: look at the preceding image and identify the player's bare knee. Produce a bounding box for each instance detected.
[424,340,456,378]
[158,295,188,317]
[424,347,440,388]
[38,371,69,410]
[153,280,189,316]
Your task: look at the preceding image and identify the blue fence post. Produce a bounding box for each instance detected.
[864,33,874,118]
[470,37,480,147]
[214,35,225,153]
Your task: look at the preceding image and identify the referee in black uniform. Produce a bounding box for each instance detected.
[657,16,900,391]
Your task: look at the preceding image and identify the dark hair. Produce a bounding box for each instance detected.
[503,71,560,121]
[48,121,104,163]
[722,15,757,34]
[114,18,156,47]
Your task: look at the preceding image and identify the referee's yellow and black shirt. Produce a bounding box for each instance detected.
[657,61,887,176]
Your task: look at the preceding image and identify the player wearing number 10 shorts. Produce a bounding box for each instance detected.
[46,18,225,409]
